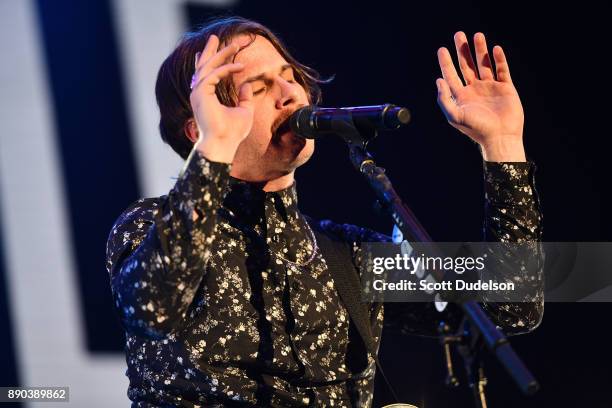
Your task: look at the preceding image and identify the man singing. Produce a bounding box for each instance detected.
[106,16,543,407]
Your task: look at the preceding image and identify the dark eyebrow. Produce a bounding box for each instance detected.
[242,64,293,85]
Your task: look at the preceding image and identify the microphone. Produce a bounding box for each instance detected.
[289,104,411,140]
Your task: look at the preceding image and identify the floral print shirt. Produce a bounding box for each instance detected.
[106,148,543,407]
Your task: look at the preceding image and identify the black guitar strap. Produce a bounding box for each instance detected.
[310,221,400,403]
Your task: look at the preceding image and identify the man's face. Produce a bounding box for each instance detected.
[228,34,315,181]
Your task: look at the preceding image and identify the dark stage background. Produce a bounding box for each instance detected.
[0,0,610,407]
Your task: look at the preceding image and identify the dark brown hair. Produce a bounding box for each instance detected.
[155,16,325,159]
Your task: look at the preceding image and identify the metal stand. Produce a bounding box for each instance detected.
[440,320,490,408]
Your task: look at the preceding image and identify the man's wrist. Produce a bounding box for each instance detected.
[194,138,237,164]
[480,138,526,162]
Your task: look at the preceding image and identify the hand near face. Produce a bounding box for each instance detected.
[190,35,254,163]
[436,32,526,162]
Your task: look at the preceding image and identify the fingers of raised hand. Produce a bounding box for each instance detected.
[191,63,244,94]
[196,41,240,75]
[453,31,478,84]
[237,82,254,109]
[437,47,464,94]
[473,32,495,80]
[191,40,242,92]
[492,45,512,83]
[197,35,220,70]
[436,78,461,123]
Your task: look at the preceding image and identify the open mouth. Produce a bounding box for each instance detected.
[270,113,306,155]
[273,117,293,140]
[271,111,299,143]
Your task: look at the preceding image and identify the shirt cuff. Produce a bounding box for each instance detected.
[483,160,537,206]
[171,147,233,226]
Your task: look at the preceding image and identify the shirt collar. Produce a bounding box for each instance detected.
[223,178,300,224]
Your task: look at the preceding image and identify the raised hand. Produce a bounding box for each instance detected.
[190,35,254,163]
[436,32,526,162]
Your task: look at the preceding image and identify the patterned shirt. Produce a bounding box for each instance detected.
[106,148,543,407]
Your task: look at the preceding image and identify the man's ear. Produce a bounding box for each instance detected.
[183,118,199,143]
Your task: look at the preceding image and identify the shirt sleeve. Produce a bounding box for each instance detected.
[478,160,545,334]
[362,160,545,337]
[105,148,232,338]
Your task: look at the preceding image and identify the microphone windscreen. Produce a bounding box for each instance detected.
[383,106,411,129]
[289,105,318,139]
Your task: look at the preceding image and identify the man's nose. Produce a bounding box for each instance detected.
[275,81,299,109]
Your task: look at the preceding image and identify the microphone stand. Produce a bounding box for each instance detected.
[342,129,539,407]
